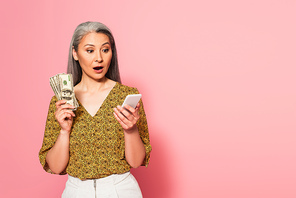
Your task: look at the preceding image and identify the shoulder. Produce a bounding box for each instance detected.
[115,82,139,94]
[49,95,58,103]
[47,95,58,110]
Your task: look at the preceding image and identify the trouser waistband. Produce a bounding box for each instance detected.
[67,171,131,188]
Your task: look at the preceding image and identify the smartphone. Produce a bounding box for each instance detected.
[122,94,142,109]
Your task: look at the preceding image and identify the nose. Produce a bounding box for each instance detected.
[95,51,103,63]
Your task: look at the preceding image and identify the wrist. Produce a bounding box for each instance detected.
[124,126,138,134]
[60,129,71,135]
[57,130,70,144]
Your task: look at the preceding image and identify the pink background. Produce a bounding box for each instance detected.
[1,0,296,197]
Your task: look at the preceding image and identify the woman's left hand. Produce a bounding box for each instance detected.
[113,103,140,133]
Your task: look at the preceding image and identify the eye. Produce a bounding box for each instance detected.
[87,49,94,53]
[102,48,109,53]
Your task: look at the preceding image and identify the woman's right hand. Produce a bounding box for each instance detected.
[54,100,76,134]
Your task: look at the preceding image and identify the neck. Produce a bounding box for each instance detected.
[78,73,110,93]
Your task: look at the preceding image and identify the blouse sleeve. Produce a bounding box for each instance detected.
[135,89,152,167]
[38,96,65,174]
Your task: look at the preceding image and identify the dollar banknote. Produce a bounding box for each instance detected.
[50,73,79,110]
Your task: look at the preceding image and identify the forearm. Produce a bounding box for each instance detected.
[124,127,146,168]
[46,130,70,174]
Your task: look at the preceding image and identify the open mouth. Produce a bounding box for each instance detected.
[93,66,103,70]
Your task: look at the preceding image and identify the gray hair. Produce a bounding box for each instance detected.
[67,21,121,85]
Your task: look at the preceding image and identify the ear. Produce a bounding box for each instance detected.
[72,46,78,61]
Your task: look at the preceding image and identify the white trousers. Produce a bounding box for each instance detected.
[61,172,143,198]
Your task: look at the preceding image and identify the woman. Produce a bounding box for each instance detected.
[39,21,151,198]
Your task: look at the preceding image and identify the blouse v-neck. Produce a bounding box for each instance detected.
[76,82,118,118]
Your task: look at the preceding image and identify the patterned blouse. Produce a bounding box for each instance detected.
[39,82,151,180]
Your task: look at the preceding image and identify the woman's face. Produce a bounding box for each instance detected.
[73,32,112,81]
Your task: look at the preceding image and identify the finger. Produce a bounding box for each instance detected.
[114,107,135,127]
[64,113,73,120]
[114,108,138,130]
[58,103,76,111]
[135,103,140,110]
[114,107,138,129]
[55,100,67,108]
[62,104,76,111]
[61,109,75,117]
[123,104,139,118]
[58,111,73,122]
[56,107,75,117]
[123,104,136,114]
[117,106,134,120]
[113,111,128,129]
[114,107,128,121]
[56,100,75,109]
[57,110,75,120]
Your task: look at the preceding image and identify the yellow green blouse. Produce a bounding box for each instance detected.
[39,82,151,180]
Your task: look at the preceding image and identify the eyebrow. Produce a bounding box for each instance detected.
[84,42,110,47]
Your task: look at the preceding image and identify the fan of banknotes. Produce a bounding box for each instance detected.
[50,73,79,110]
